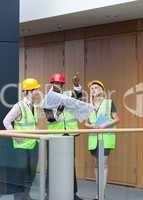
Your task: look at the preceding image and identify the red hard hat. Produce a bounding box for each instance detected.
[50,73,65,84]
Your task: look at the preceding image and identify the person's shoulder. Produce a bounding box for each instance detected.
[104,98,115,107]
[16,100,24,107]
[12,100,26,112]
[6,101,21,116]
[12,101,21,108]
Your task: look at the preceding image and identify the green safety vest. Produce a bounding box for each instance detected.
[88,99,116,150]
[13,101,38,149]
[48,110,79,136]
[48,90,79,136]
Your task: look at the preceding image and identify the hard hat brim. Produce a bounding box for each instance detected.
[22,84,40,91]
[88,80,105,90]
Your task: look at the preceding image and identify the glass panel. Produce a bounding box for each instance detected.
[0,136,40,200]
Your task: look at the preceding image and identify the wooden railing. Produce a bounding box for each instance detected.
[0,128,143,139]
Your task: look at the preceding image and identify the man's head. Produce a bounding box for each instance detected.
[50,73,65,93]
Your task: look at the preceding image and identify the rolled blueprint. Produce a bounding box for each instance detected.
[43,89,93,122]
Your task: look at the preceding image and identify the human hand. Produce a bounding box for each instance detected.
[56,105,64,116]
[72,72,80,87]
[91,124,100,129]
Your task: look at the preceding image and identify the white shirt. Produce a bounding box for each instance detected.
[3,97,33,130]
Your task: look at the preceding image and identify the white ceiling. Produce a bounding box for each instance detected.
[20,0,143,36]
[20,0,137,22]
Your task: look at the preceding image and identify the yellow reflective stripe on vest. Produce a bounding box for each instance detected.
[48,118,77,126]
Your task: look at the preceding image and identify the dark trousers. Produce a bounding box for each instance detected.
[74,165,78,194]
[13,143,39,200]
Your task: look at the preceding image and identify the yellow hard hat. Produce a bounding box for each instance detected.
[88,80,105,90]
[22,78,40,91]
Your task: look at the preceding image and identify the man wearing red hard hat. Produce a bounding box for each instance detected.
[44,72,84,200]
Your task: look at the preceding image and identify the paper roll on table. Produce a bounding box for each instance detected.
[43,89,93,122]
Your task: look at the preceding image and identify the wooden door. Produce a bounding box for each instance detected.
[85,34,138,185]
[64,40,86,179]
[137,31,143,188]
[25,42,64,91]
[25,42,64,128]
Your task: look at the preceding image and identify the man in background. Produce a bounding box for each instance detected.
[44,73,85,200]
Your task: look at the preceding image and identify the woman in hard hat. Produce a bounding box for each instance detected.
[85,80,119,200]
[3,78,40,200]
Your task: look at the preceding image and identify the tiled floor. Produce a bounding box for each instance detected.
[0,180,143,200]
[78,180,143,200]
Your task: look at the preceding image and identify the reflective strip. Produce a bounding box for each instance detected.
[48,118,76,126]
[89,132,115,136]
[14,122,36,126]
[22,102,30,123]
[13,137,26,144]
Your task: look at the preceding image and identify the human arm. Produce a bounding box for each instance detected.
[84,118,98,129]
[44,105,64,122]
[72,72,83,100]
[3,103,21,130]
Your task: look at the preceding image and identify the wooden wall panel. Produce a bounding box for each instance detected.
[64,40,86,178]
[137,19,143,31]
[19,47,25,82]
[85,34,138,185]
[23,19,138,46]
[64,40,85,88]
[137,31,143,187]
[25,42,64,91]
[84,20,137,39]
[65,29,84,41]
[42,42,64,88]
[25,47,44,88]
[24,32,64,47]
[25,42,64,129]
